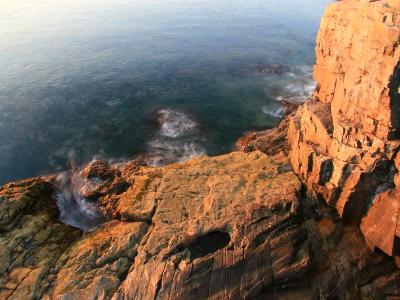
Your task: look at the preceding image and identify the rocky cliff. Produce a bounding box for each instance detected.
[287,0,400,264]
[2,152,400,300]
[1,0,400,299]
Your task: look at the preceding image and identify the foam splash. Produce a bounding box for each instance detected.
[261,66,315,119]
[147,109,206,166]
[262,105,284,118]
[54,169,105,231]
[281,65,316,102]
[147,139,206,166]
[157,109,196,138]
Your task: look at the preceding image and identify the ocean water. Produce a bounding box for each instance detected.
[0,0,331,185]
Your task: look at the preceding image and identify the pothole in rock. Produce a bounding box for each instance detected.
[186,231,231,260]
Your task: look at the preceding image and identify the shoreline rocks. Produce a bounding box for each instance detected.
[1,0,400,299]
[1,151,399,299]
[286,0,400,267]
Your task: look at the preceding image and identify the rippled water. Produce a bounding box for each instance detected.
[0,0,331,184]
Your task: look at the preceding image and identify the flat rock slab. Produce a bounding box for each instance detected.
[113,151,307,300]
[1,151,399,299]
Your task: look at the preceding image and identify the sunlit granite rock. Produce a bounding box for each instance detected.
[287,0,400,265]
[1,0,400,299]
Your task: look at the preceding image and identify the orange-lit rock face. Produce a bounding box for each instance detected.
[2,1,400,299]
[3,152,400,299]
[361,190,400,257]
[288,0,400,260]
[112,151,307,300]
[0,152,315,299]
[361,151,400,264]
[315,0,400,140]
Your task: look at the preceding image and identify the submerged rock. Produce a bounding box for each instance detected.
[252,63,291,75]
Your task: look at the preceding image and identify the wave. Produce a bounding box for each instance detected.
[281,65,316,102]
[146,139,206,166]
[53,109,205,229]
[54,167,106,231]
[262,66,314,119]
[157,109,197,138]
[262,105,284,118]
[147,109,206,166]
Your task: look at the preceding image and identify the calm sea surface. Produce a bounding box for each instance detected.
[0,0,331,184]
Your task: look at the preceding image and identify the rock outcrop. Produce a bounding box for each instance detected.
[287,0,400,265]
[1,0,400,299]
[0,179,81,299]
[1,152,400,299]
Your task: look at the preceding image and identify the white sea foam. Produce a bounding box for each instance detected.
[147,139,206,166]
[284,83,306,95]
[301,65,313,74]
[280,66,316,102]
[262,105,284,118]
[105,98,122,107]
[157,109,196,138]
[54,170,105,231]
[54,109,204,228]
[147,109,205,165]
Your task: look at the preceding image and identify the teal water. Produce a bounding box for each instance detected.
[0,0,330,184]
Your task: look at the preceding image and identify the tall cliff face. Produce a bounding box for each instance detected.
[288,0,400,260]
